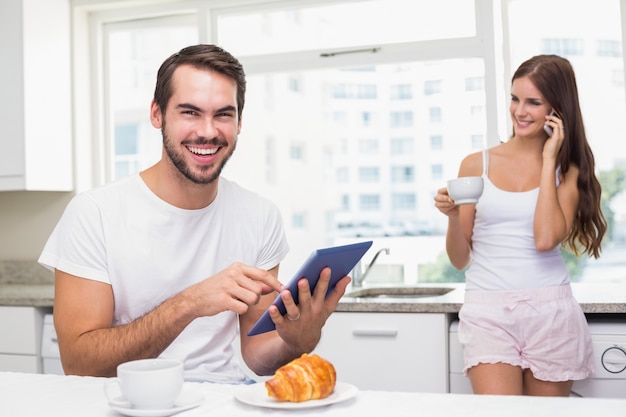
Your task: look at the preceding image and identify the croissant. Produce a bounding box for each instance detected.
[265,353,337,402]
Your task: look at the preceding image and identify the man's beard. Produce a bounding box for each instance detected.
[162,127,236,185]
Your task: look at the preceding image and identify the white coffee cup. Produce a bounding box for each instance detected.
[447,176,484,205]
[113,358,184,410]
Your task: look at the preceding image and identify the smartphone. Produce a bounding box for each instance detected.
[544,110,556,136]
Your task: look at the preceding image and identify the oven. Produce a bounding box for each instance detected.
[449,320,626,398]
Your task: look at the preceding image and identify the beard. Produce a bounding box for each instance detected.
[161,124,236,185]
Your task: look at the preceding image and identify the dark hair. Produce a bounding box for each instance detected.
[512,54,606,258]
[153,44,246,119]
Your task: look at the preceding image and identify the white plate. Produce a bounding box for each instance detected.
[107,389,204,417]
[234,381,358,409]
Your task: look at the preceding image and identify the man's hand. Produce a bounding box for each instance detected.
[185,262,284,316]
[268,267,350,354]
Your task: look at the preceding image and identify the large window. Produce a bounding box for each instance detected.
[88,0,626,284]
[507,0,626,283]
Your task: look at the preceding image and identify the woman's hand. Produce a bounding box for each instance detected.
[434,187,460,217]
[543,112,565,160]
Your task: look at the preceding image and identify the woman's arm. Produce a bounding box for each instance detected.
[436,151,482,270]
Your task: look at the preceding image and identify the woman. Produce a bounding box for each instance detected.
[434,54,606,396]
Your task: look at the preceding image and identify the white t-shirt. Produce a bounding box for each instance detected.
[39,175,289,383]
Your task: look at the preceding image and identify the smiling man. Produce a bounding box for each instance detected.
[38,45,350,383]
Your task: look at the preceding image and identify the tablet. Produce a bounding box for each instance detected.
[247,241,373,336]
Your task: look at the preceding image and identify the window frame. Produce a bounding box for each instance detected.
[72,0,509,191]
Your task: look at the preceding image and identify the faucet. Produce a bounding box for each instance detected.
[351,248,390,288]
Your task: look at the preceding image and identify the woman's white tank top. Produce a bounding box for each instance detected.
[464,150,569,291]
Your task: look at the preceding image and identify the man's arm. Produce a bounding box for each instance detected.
[54,270,198,376]
[54,262,284,377]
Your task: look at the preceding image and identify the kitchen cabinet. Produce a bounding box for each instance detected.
[0,0,72,191]
[313,312,449,392]
[0,306,48,373]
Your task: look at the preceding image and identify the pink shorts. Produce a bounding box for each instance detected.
[458,285,593,382]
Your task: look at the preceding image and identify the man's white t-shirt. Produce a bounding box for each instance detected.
[39,174,289,383]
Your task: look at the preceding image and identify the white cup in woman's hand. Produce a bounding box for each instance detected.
[447,177,484,205]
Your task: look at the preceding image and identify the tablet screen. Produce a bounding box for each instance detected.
[247,241,373,336]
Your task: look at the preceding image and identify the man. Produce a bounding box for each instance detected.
[38,44,350,383]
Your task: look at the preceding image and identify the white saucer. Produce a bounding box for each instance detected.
[234,381,358,409]
[107,388,204,417]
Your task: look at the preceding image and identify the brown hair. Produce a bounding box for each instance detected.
[153,44,246,119]
[512,54,606,258]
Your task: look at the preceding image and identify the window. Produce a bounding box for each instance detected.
[465,76,484,92]
[288,76,301,92]
[359,167,380,182]
[358,139,379,154]
[292,212,306,228]
[114,124,139,179]
[509,0,626,283]
[87,0,626,285]
[360,112,374,126]
[391,84,412,100]
[336,167,349,183]
[359,194,381,210]
[431,164,443,180]
[429,107,442,123]
[332,112,347,125]
[424,80,442,95]
[340,195,350,211]
[332,84,377,99]
[541,38,584,55]
[93,1,489,284]
[289,143,305,161]
[390,137,414,155]
[216,0,476,55]
[104,15,198,182]
[597,40,622,57]
[392,193,416,210]
[390,111,414,127]
[430,135,443,150]
[471,134,485,149]
[470,105,484,119]
[391,166,415,182]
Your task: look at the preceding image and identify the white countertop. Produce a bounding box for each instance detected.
[1,371,625,417]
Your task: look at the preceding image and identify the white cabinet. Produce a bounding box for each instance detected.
[0,306,48,373]
[313,312,449,392]
[0,0,72,191]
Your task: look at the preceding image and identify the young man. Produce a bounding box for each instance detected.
[39,45,350,383]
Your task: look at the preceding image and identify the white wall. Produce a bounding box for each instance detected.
[0,192,73,260]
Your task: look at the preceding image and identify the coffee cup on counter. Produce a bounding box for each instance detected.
[447,176,484,205]
[105,358,184,410]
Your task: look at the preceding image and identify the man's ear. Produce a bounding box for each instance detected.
[150,100,163,129]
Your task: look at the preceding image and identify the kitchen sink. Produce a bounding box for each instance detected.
[344,286,454,299]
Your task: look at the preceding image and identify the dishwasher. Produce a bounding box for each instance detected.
[41,314,63,375]
[449,320,626,398]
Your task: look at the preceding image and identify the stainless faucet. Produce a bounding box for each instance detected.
[351,248,390,288]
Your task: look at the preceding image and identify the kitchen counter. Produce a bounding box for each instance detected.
[1,258,625,314]
[0,260,54,307]
[2,371,626,417]
[336,282,626,314]
[1,282,625,314]
[0,284,54,307]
